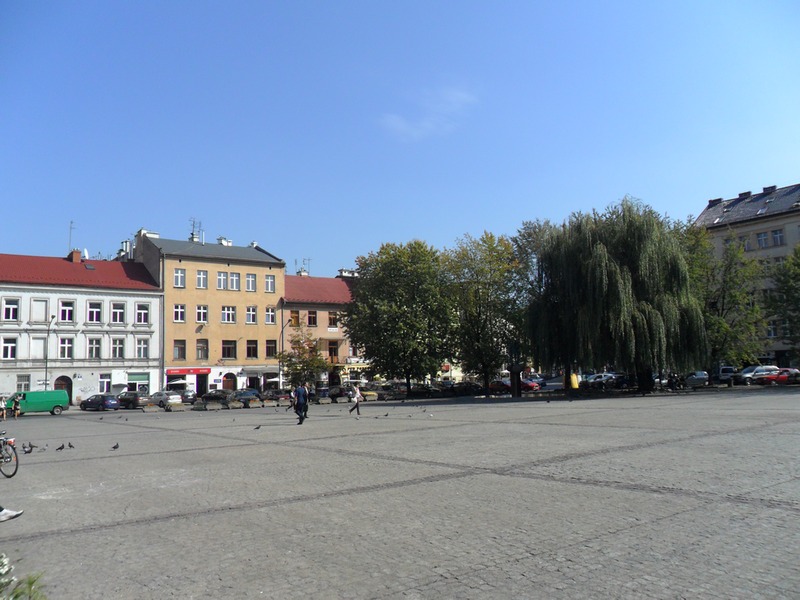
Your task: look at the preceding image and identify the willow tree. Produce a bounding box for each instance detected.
[343,240,453,391]
[529,199,706,391]
[444,232,518,389]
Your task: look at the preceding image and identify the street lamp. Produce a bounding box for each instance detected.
[44,315,55,390]
[278,317,293,389]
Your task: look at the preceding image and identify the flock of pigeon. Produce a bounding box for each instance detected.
[21,441,119,453]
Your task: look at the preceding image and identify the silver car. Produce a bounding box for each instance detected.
[150,390,182,408]
[683,371,709,388]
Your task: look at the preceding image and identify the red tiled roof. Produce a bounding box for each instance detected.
[0,253,159,291]
[284,275,352,305]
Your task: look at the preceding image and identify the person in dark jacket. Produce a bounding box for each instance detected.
[294,382,309,425]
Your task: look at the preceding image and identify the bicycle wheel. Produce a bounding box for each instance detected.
[0,443,18,478]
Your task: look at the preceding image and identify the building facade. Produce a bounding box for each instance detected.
[281,271,366,387]
[132,229,286,394]
[695,182,800,366]
[0,250,162,402]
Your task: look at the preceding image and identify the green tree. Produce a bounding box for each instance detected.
[769,244,800,354]
[529,198,706,391]
[444,232,518,389]
[679,223,766,369]
[276,325,331,389]
[343,240,453,391]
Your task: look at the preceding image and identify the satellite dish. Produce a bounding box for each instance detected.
[83,248,89,260]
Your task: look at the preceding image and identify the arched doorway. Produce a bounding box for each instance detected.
[222,373,237,391]
[54,376,73,404]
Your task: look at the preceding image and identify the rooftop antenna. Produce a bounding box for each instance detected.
[303,257,311,275]
[68,220,76,252]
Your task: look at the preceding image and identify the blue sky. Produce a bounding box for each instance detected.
[2,1,799,276]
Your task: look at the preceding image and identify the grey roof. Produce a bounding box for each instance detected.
[144,236,284,266]
[695,183,800,230]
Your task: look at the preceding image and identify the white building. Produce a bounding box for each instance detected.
[0,250,162,403]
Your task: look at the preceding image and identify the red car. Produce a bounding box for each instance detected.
[752,366,781,385]
[521,379,541,392]
[488,380,511,394]
[776,368,800,385]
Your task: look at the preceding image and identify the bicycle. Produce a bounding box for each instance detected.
[0,431,18,478]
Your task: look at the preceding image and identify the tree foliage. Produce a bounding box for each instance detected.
[276,325,331,388]
[678,223,766,368]
[444,232,518,388]
[769,244,800,354]
[343,240,453,389]
[528,198,706,390]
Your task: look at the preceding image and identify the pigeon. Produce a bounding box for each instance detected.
[28,443,38,449]
[384,412,389,417]
[99,416,103,420]
[254,425,261,430]
[56,444,65,451]
[22,445,32,455]
[68,442,75,449]
[111,443,119,450]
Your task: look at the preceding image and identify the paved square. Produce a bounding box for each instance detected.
[2,388,798,599]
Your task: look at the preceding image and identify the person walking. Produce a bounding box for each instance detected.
[11,395,20,420]
[0,505,22,522]
[348,384,363,418]
[286,386,296,412]
[294,382,309,425]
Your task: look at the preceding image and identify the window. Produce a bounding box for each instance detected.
[756,232,769,249]
[221,306,236,323]
[59,300,75,322]
[767,320,778,338]
[217,271,228,290]
[88,338,102,359]
[307,310,317,327]
[174,268,186,288]
[1,338,17,359]
[246,340,258,359]
[265,274,276,293]
[265,340,277,357]
[196,305,208,323]
[174,304,186,322]
[196,339,209,360]
[111,302,125,324]
[112,338,125,359]
[328,341,338,358]
[772,229,785,246]
[59,337,74,359]
[2,299,19,321]
[739,236,751,251]
[99,373,111,393]
[246,306,257,324]
[136,303,149,324]
[221,340,237,359]
[229,273,241,291]
[290,310,299,327]
[16,374,30,393]
[87,302,102,323]
[173,340,186,360]
[136,338,149,359]
[329,312,339,328]
[265,307,276,324]
[782,319,791,337]
[246,273,257,292]
[197,270,208,289]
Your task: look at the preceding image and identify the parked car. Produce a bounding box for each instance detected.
[521,379,541,392]
[453,381,484,396]
[733,365,778,386]
[488,380,511,394]
[713,366,737,384]
[177,389,197,404]
[683,371,709,388]
[201,390,233,405]
[407,384,436,398]
[150,390,183,408]
[581,373,616,389]
[751,366,781,385]
[117,390,149,409]
[232,389,262,407]
[776,368,800,385]
[525,372,547,387]
[80,394,120,411]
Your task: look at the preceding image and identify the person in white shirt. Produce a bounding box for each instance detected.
[348,384,363,418]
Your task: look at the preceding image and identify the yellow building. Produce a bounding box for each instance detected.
[133,229,286,394]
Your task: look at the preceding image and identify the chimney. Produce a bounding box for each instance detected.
[297,268,309,277]
[217,236,232,247]
[189,232,199,242]
[738,191,752,200]
[250,241,258,248]
[707,198,723,208]
[763,185,777,195]
[68,249,82,263]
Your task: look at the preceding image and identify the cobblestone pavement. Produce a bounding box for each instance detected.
[1,387,798,599]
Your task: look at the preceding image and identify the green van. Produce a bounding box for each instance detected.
[5,390,70,416]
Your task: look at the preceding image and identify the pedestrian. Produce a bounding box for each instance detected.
[294,382,309,425]
[0,400,5,422]
[12,395,20,420]
[348,383,363,418]
[286,386,296,412]
[0,505,22,522]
